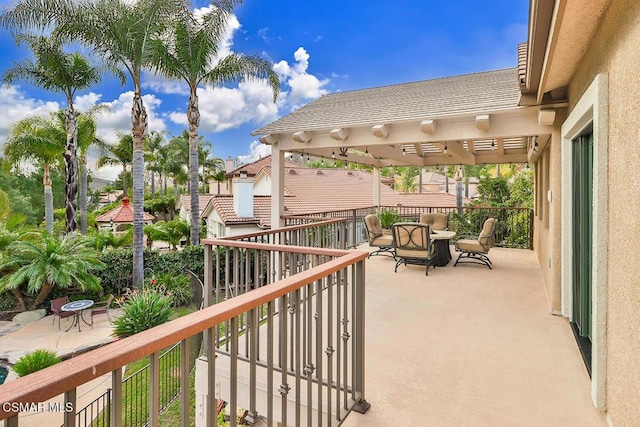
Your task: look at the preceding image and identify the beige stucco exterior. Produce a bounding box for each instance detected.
[531,0,640,422]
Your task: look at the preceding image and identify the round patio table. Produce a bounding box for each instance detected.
[61,299,94,332]
[431,230,456,267]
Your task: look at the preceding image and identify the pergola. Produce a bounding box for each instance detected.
[253,68,562,228]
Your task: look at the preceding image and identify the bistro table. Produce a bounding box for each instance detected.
[430,230,456,267]
[60,299,94,332]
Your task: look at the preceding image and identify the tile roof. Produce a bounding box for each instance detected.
[212,195,273,227]
[226,155,298,177]
[253,68,520,135]
[212,167,469,227]
[95,197,155,223]
[177,194,215,217]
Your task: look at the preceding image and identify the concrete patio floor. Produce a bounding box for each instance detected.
[0,310,119,427]
[343,245,606,426]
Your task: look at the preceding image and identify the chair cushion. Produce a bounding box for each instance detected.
[419,213,448,231]
[396,248,430,259]
[364,214,385,239]
[371,234,393,247]
[456,239,487,253]
[478,218,496,246]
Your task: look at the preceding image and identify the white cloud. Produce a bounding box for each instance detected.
[274,47,329,104]
[0,85,60,150]
[237,140,271,164]
[75,92,103,112]
[169,79,280,132]
[142,72,189,96]
[83,91,167,180]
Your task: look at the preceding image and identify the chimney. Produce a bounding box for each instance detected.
[233,171,253,218]
[225,157,235,173]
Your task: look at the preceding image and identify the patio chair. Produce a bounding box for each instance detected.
[51,296,74,329]
[91,294,114,326]
[419,212,449,231]
[364,214,395,258]
[392,222,435,275]
[454,218,497,269]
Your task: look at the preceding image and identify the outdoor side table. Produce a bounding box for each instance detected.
[431,230,456,267]
[60,300,95,332]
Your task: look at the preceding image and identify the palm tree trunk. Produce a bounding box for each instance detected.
[187,90,200,245]
[164,175,168,195]
[122,164,129,197]
[33,281,54,309]
[151,169,156,197]
[43,163,54,233]
[80,154,88,234]
[131,88,148,289]
[63,105,78,233]
[11,288,26,312]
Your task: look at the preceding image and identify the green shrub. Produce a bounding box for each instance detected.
[112,288,173,339]
[378,209,402,229]
[12,349,61,377]
[0,291,16,311]
[146,272,193,307]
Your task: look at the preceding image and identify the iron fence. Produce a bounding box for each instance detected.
[284,205,534,249]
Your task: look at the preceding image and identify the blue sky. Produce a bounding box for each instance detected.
[0,0,528,180]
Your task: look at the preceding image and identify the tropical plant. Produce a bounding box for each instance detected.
[88,228,132,252]
[2,34,106,233]
[144,218,189,250]
[0,188,9,221]
[146,272,192,306]
[211,170,227,195]
[145,130,166,197]
[0,231,104,308]
[12,349,61,377]
[378,208,401,229]
[150,2,279,245]
[96,133,134,197]
[3,113,65,233]
[112,288,173,338]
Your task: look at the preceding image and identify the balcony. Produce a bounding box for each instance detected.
[0,219,605,426]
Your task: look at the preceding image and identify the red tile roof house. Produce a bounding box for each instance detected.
[95,196,155,233]
[188,165,467,238]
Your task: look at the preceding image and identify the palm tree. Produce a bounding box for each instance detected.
[211,170,227,195]
[144,218,189,251]
[88,228,132,252]
[150,1,280,245]
[2,34,105,234]
[145,131,165,197]
[96,133,134,197]
[0,230,104,309]
[2,0,187,288]
[3,114,65,233]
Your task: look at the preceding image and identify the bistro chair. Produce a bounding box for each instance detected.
[91,294,114,326]
[51,296,74,329]
[392,222,435,276]
[419,212,449,231]
[454,218,497,269]
[364,214,395,259]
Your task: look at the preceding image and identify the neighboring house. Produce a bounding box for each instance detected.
[95,196,154,233]
[176,194,214,225]
[193,166,467,237]
[97,189,123,209]
[414,171,480,198]
[251,0,640,421]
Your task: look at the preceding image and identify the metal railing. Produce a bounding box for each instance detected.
[61,389,111,427]
[284,205,534,249]
[1,220,369,427]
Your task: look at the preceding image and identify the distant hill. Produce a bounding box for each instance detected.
[89,177,114,192]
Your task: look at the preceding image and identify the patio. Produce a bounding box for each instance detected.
[344,245,606,426]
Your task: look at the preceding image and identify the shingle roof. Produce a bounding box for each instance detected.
[95,197,155,223]
[253,68,520,135]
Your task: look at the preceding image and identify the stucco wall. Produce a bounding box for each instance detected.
[567,0,640,422]
[534,119,565,314]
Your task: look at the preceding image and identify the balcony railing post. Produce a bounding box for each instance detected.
[63,388,76,427]
[352,259,370,414]
[351,209,357,249]
[111,367,122,427]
